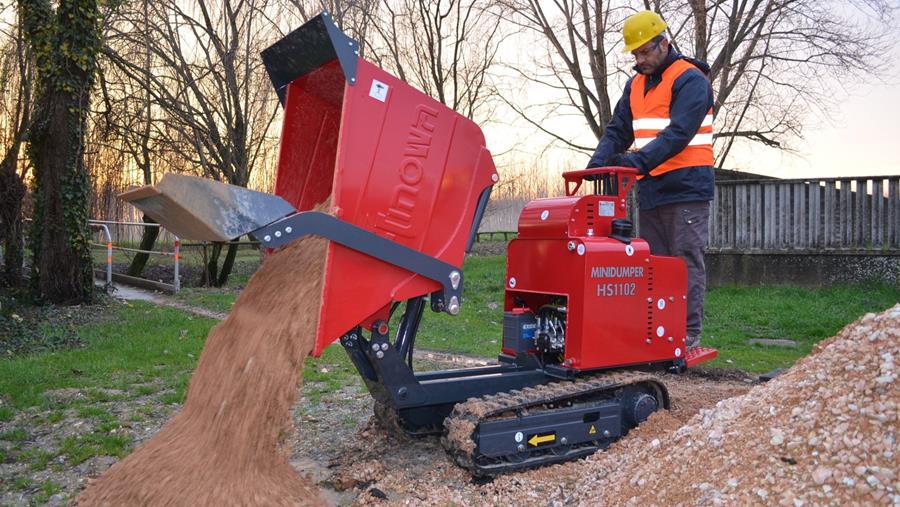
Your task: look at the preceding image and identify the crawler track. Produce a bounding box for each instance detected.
[441,370,669,476]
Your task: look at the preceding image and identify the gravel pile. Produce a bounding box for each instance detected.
[479,303,898,506]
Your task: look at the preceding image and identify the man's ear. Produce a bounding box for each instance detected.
[660,38,670,51]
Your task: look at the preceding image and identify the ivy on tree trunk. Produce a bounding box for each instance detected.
[19,0,103,304]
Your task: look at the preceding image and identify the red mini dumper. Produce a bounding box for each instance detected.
[123,12,717,476]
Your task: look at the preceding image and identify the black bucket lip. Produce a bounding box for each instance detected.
[261,11,360,105]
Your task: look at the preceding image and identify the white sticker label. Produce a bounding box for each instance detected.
[369,80,389,102]
[599,201,615,217]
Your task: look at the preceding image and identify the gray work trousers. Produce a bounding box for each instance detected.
[639,201,710,337]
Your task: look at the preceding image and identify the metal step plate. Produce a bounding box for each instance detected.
[685,346,718,368]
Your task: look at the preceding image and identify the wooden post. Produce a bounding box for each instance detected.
[764,183,775,250]
[794,182,806,249]
[809,181,820,248]
[840,179,853,248]
[872,178,883,248]
[780,184,790,248]
[889,177,899,248]
[824,181,836,248]
[856,179,868,248]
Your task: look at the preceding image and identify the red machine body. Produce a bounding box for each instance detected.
[503,168,695,371]
[272,58,496,356]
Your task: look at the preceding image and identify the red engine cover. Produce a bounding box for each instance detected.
[504,183,690,370]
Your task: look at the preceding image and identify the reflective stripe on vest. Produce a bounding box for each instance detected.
[630,58,714,178]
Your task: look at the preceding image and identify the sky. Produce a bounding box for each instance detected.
[484,36,900,182]
[728,59,900,179]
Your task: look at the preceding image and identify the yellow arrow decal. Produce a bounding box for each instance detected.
[528,433,556,447]
[588,424,597,435]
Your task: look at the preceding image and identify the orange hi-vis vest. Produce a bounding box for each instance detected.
[630,58,713,178]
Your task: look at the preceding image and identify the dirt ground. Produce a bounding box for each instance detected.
[0,357,753,506]
[290,367,754,506]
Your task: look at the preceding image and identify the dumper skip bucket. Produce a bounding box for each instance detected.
[263,13,497,355]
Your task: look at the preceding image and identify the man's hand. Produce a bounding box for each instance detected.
[604,153,635,167]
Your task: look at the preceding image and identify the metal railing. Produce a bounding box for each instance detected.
[90,220,182,292]
[88,222,113,287]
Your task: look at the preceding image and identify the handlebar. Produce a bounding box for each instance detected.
[561,166,639,197]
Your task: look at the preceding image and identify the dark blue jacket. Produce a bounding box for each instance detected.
[587,47,715,210]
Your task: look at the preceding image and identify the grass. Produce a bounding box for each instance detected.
[702,284,900,372]
[175,288,236,313]
[0,301,212,410]
[1,254,897,419]
[0,427,29,442]
[19,448,56,470]
[60,432,131,465]
[414,256,506,356]
[34,480,62,504]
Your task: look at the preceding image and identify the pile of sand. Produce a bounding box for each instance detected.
[78,236,329,506]
[477,304,898,506]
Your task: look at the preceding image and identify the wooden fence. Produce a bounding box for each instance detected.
[708,176,900,252]
[481,175,900,254]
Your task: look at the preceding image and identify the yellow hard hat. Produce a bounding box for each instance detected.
[622,11,667,53]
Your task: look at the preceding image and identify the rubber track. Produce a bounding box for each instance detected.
[441,370,665,475]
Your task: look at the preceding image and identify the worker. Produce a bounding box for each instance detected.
[587,10,714,351]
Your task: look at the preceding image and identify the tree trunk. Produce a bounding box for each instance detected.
[215,242,239,287]
[126,215,159,277]
[0,148,26,287]
[21,0,102,305]
[202,242,222,287]
[29,90,94,304]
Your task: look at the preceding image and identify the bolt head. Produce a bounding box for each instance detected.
[447,296,460,315]
[603,429,611,437]
[263,235,271,242]
[285,226,292,234]
[560,437,568,445]
[517,444,525,452]
[274,230,282,238]
[375,350,384,359]
[449,271,461,290]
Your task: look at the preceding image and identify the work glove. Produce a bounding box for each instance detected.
[583,158,603,180]
[604,153,635,168]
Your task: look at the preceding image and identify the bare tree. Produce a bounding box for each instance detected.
[0,3,32,287]
[101,0,302,286]
[492,0,625,151]
[495,0,893,166]
[364,0,504,120]
[664,0,893,165]
[93,0,161,277]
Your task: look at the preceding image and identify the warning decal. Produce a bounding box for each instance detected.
[527,432,556,447]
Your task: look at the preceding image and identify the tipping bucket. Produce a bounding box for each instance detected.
[262,13,498,354]
[124,13,497,356]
